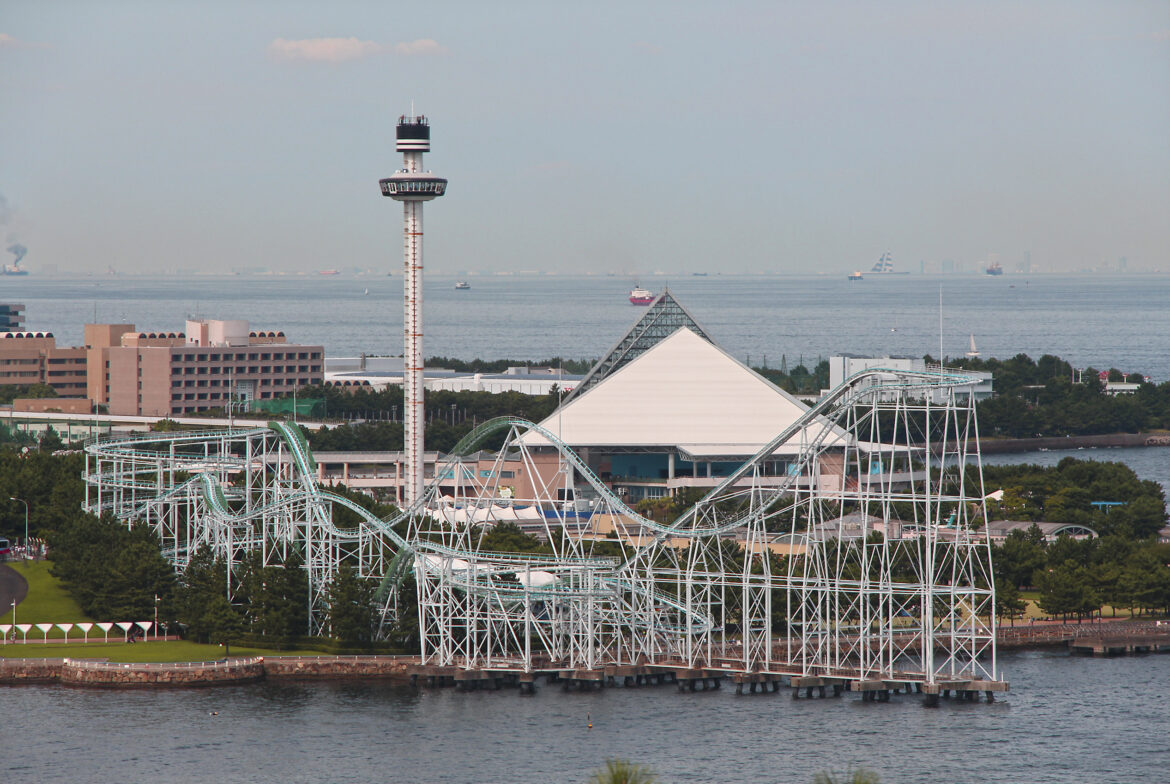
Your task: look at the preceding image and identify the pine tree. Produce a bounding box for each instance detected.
[327,563,375,644]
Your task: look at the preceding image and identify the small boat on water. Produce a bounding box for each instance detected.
[629,286,655,305]
[966,334,980,358]
[454,281,471,290]
[848,270,864,281]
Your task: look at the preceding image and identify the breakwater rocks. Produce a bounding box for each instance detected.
[0,655,417,688]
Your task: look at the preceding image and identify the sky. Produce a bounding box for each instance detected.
[1,1,1168,276]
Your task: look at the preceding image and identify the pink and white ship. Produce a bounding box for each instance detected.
[629,286,655,305]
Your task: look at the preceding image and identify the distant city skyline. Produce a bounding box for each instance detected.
[2,1,1168,276]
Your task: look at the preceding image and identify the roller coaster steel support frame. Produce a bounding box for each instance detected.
[84,369,1000,690]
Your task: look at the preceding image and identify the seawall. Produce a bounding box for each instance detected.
[263,654,417,680]
[0,655,418,688]
[59,657,267,687]
[977,431,1170,454]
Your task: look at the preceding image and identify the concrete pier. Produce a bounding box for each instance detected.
[732,673,784,695]
[560,669,605,692]
[1068,634,1170,657]
[673,668,723,692]
[922,679,1010,707]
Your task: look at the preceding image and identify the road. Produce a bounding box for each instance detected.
[0,563,29,620]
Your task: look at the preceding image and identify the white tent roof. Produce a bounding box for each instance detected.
[523,327,841,457]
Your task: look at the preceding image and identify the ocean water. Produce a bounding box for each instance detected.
[3,273,1169,781]
[2,648,1167,784]
[5,272,1170,379]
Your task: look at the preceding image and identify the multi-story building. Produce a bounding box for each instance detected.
[0,303,25,331]
[0,331,89,397]
[86,319,323,417]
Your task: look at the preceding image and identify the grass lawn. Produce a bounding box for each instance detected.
[0,639,331,662]
[1,560,92,625]
[1,562,335,661]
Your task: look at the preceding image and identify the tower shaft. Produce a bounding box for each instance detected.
[403,154,424,505]
[381,114,446,507]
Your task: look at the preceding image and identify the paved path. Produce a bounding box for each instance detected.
[0,563,29,617]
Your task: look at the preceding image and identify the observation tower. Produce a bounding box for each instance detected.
[380,114,448,505]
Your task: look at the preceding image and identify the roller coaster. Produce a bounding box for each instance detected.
[84,367,1002,690]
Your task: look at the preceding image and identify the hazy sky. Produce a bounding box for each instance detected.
[2,1,1168,275]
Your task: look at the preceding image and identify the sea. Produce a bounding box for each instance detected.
[1,648,1167,784]
[5,272,1170,379]
[2,272,1169,782]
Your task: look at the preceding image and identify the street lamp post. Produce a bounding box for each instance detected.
[9,497,28,556]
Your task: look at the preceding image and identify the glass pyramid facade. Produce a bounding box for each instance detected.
[564,289,717,403]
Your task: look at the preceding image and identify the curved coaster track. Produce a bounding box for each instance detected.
[85,368,1003,690]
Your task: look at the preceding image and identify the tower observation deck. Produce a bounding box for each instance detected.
[381,115,448,505]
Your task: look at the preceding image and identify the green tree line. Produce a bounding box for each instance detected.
[979,458,1165,538]
[299,385,560,453]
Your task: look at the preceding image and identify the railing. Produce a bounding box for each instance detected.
[997,620,1165,645]
[63,656,264,671]
[267,654,417,663]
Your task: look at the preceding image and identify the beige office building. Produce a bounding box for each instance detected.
[0,331,89,398]
[86,319,323,416]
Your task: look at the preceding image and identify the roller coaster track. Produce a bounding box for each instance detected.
[448,367,979,548]
[87,366,997,683]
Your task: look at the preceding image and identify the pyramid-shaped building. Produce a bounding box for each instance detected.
[524,317,848,501]
[563,289,717,404]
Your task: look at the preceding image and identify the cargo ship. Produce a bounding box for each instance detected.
[986,262,1003,276]
[4,244,29,275]
[629,286,655,305]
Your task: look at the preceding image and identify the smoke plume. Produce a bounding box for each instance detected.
[7,243,27,264]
